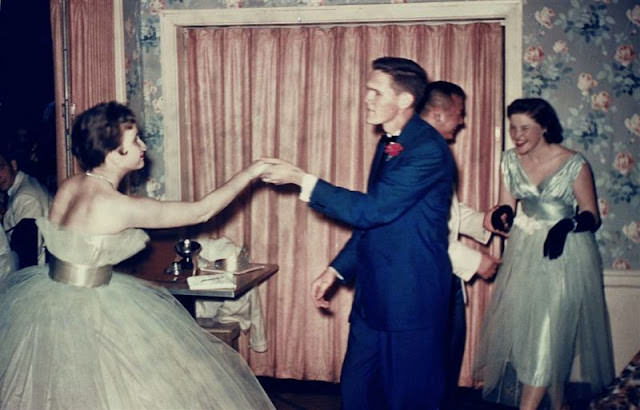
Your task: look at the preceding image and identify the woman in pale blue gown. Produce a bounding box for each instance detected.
[475,98,614,410]
[0,102,275,409]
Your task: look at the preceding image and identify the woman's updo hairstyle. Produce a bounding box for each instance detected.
[71,101,137,171]
[507,98,563,143]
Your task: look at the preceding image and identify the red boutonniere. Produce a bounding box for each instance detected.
[384,142,404,159]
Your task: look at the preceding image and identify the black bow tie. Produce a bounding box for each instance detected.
[383,133,399,145]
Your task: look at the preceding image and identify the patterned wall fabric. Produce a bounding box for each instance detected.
[523,0,639,271]
[123,0,640,269]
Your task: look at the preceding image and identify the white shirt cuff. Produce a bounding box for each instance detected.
[299,173,318,203]
[328,266,344,281]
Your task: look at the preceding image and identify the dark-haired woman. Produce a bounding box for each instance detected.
[475,98,614,410]
[0,102,275,409]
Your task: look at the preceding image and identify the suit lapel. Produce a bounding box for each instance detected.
[368,137,387,189]
[368,115,428,189]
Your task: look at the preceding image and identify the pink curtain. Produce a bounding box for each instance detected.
[182,23,503,383]
[50,0,116,181]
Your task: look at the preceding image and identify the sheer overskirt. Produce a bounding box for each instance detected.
[0,219,274,409]
[475,224,614,406]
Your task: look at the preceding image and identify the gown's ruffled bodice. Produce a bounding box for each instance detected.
[38,217,150,267]
[503,149,586,223]
[475,149,614,407]
[0,218,274,410]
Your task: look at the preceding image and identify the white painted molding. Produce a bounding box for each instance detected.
[160,1,523,25]
[603,268,640,373]
[604,269,640,287]
[113,0,126,103]
[159,1,523,200]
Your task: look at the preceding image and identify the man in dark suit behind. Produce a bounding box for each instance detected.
[262,56,455,409]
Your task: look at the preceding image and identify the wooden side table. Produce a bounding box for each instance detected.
[197,318,241,351]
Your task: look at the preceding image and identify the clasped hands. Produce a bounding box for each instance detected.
[250,158,306,186]
[485,204,514,236]
[474,205,513,280]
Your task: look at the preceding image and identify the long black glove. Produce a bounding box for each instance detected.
[491,205,514,233]
[543,211,598,260]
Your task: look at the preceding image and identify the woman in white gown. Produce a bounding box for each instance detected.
[0,101,275,409]
[475,98,614,410]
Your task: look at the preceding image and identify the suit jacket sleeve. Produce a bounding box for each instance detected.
[313,130,452,284]
[448,203,491,282]
[448,241,482,282]
[458,203,491,244]
[309,137,451,230]
[11,194,47,222]
[329,231,362,284]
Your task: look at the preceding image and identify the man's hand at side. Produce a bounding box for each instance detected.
[476,252,501,280]
[311,266,339,310]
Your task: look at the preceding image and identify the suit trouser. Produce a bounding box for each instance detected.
[442,279,466,409]
[340,311,445,410]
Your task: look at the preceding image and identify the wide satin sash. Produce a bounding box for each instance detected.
[521,198,574,221]
[49,256,113,288]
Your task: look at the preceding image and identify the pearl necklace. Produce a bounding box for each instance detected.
[85,171,116,190]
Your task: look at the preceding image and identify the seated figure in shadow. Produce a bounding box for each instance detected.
[0,144,51,268]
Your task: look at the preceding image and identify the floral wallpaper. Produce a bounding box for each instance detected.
[123,0,640,270]
[524,0,640,271]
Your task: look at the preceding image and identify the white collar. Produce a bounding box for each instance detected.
[7,171,25,198]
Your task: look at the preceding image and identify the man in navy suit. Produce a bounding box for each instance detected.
[262,57,455,409]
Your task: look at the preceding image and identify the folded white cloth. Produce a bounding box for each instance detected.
[196,289,268,353]
[187,273,236,291]
[192,236,267,352]
[196,236,249,272]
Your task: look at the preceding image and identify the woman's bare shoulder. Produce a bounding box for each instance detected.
[49,176,82,219]
[51,176,122,224]
[552,144,575,158]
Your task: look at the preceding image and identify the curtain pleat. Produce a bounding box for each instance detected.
[50,0,66,184]
[68,0,116,111]
[50,0,116,181]
[182,22,503,384]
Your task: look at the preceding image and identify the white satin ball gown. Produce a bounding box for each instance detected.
[0,218,274,410]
